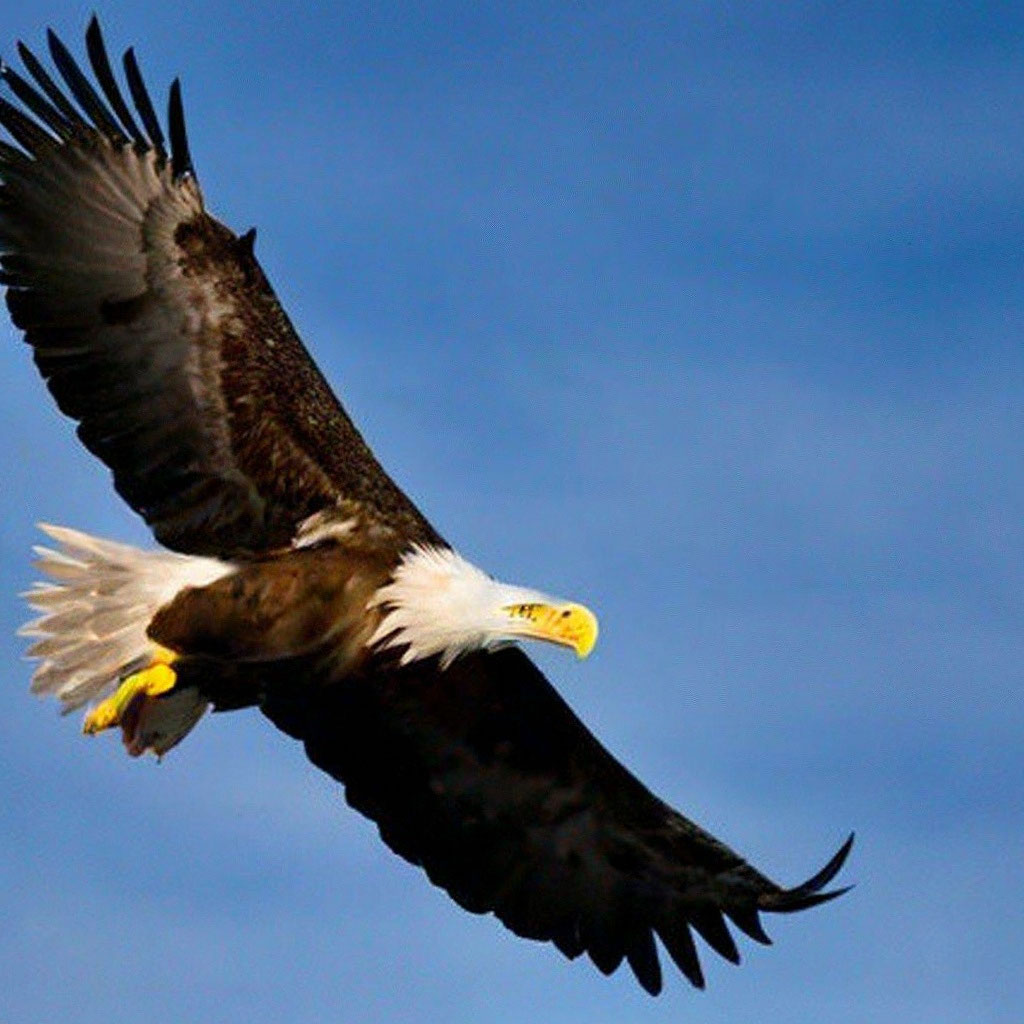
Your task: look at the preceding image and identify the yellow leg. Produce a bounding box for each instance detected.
[83,646,178,736]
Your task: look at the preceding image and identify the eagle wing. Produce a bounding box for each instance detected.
[0,19,437,557]
[260,645,853,995]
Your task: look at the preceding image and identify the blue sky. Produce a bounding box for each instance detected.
[1,2,1021,1021]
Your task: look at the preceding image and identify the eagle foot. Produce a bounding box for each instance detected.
[82,648,178,739]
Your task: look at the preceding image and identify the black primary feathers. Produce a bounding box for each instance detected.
[1,16,189,176]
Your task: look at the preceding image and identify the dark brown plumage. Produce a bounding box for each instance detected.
[151,537,398,667]
[0,19,435,557]
[1,18,852,996]
[256,647,853,994]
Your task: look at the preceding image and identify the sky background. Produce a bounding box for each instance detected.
[1,2,1021,1021]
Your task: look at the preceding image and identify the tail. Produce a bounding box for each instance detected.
[20,524,230,714]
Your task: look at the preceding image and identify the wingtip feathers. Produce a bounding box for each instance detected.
[761,832,855,914]
[1,17,186,176]
[167,77,193,179]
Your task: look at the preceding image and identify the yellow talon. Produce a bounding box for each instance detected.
[82,657,178,736]
[148,644,178,667]
[81,697,121,735]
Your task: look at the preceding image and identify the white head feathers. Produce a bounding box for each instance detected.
[367,545,553,668]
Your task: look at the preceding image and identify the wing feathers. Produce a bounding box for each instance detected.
[258,646,853,995]
[0,138,27,166]
[0,95,55,153]
[724,903,773,945]
[46,27,125,141]
[1,19,439,556]
[688,904,740,964]
[83,18,147,148]
[1,65,74,139]
[121,47,167,159]
[625,927,662,996]
[167,79,193,178]
[16,40,87,128]
[656,918,705,989]
[759,832,855,912]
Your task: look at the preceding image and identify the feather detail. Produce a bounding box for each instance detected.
[367,544,555,668]
[21,523,233,711]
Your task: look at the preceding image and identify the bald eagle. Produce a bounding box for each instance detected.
[0,19,851,996]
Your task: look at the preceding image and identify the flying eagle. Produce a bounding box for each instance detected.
[0,19,851,996]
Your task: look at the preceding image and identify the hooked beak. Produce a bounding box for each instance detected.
[499,601,599,659]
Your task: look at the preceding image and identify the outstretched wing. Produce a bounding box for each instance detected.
[0,18,437,557]
[260,646,853,995]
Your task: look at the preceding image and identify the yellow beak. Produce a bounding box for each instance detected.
[500,601,599,658]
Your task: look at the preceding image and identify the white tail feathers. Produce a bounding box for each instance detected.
[21,523,232,713]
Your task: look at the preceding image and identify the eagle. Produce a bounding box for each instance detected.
[0,18,851,996]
